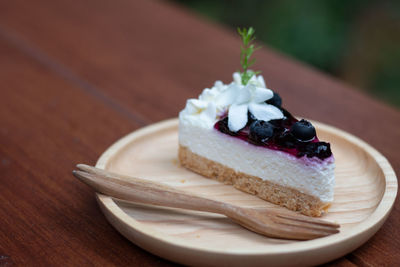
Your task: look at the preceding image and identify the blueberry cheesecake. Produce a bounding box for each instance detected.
[178,28,335,217]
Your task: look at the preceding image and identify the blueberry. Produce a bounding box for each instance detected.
[247,111,257,125]
[315,142,332,159]
[266,92,282,107]
[248,120,274,145]
[297,142,332,159]
[217,117,237,136]
[290,119,316,142]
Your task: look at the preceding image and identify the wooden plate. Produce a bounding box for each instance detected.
[95,118,397,267]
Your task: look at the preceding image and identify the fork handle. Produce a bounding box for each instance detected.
[73,164,230,215]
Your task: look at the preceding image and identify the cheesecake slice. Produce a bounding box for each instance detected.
[178,73,335,217]
[178,27,334,217]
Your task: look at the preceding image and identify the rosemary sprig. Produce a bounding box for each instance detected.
[237,27,261,85]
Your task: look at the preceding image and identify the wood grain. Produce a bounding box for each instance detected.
[0,40,172,266]
[0,0,399,265]
[95,119,396,266]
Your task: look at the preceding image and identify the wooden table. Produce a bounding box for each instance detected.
[0,0,399,266]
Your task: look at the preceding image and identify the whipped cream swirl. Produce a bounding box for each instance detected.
[179,73,284,130]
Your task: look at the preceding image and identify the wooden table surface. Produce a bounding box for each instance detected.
[0,0,399,266]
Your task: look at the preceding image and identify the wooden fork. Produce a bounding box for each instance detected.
[73,164,340,240]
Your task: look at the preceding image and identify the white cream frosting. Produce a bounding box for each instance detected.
[179,73,284,131]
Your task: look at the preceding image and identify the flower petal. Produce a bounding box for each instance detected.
[234,87,251,105]
[233,72,242,85]
[252,87,273,103]
[248,103,283,121]
[257,75,266,88]
[248,73,258,84]
[228,104,248,132]
[215,84,239,107]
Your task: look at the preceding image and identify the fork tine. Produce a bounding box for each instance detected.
[231,219,329,240]
[276,214,340,228]
[77,164,103,175]
[230,208,340,240]
[253,220,337,240]
[273,217,340,234]
[273,223,338,240]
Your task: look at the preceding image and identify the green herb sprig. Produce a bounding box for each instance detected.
[237,27,261,85]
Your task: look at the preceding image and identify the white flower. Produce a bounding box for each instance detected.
[233,72,266,88]
[180,72,283,131]
[216,80,283,132]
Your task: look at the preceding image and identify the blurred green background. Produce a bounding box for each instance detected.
[171,0,400,108]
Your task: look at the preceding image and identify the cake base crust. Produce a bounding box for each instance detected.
[178,145,330,217]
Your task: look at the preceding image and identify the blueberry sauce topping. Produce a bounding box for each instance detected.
[266,92,282,107]
[297,142,332,159]
[214,109,332,160]
[217,117,237,136]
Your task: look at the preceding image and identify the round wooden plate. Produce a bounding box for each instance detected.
[95,118,397,267]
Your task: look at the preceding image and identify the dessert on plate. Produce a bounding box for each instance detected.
[178,27,335,217]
